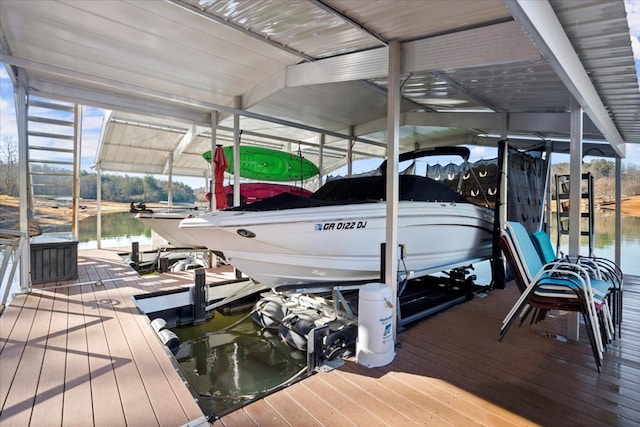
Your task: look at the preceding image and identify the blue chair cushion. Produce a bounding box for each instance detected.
[506,221,544,280]
[536,274,611,303]
[530,231,557,264]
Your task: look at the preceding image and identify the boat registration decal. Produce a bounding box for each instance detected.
[315,221,367,231]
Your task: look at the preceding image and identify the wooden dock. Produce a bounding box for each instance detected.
[1,248,639,426]
[0,248,229,427]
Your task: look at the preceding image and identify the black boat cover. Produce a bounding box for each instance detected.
[229,174,467,212]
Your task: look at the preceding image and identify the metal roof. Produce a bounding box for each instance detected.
[1,0,638,179]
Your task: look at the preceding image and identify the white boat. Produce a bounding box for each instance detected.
[179,148,496,287]
[136,184,313,248]
[136,209,205,248]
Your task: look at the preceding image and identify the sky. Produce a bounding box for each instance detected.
[1,1,640,189]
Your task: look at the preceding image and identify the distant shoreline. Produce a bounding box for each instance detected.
[2,194,639,232]
[597,195,640,216]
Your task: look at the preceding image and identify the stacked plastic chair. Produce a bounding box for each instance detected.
[499,221,619,371]
[529,230,623,339]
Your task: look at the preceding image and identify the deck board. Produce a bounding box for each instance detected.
[81,285,127,427]
[235,398,290,427]
[30,287,66,426]
[0,293,31,410]
[259,382,324,426]
[279,383,358,427]
[2,292,50,426]
[77,253,128,427]
[2,247,639,427]
[296,372,383,426]
[62,283,95,426]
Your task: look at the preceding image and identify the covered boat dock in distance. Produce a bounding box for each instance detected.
[1,0,640,425]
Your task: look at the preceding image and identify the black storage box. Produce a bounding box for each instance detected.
[30,232,78,284]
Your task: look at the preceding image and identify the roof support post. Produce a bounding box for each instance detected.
[72,105,82,235]
[318,134,325,190]
[385,40,401,344]
[167,153,174,207]
[544,143,553,234]
[568,96,583,258]
[347,126,354,177]
[615,157,622,266]
[15,69,31,293]
[96,166,102,249]
[233,96,241,207]
[499,113,509,231]
[210,111,218,210]
[567,95,583,341]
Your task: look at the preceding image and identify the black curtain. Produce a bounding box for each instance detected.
[490,140,506,290]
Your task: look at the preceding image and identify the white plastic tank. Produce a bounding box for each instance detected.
[356,282,395,368]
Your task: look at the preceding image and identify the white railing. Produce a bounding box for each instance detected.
[0,229,27,309]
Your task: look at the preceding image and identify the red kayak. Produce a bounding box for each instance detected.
[207,183,312,208]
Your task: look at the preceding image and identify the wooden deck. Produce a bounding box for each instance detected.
[0,247,234,427]
[1,248,639,426]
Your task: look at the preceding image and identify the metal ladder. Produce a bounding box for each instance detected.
[554,172,595,257]
[27,97,81,234]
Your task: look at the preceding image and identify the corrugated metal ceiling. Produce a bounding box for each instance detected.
[1,0,638,179]
[551,0,640,141]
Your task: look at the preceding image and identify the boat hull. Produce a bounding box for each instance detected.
[179,201,494,286]
[138,185,313,247]
[136,211,204,248]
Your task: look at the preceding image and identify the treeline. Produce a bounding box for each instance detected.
[551,159,640,200]
[0,165,198,204]
[78,170,198,203]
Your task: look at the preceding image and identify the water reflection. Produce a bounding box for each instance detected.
[549,211,640,276]
[172,310,307,417]
[77,211,151,242]
[46,211,153,249]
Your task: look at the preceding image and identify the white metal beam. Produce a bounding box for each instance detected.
[615,157,622,266]
[172,125,197,164]
[165,152,174,206]
[504,0,626,158]
[234,70,287,120]
[72,105,81,235]
[385,41,401,345]
[28,76,212,126]
[233,96,241,207]
[402,111,601,135]
[567,95,583,341]
[97,162,164,175]
[286,20,541,86]
[16,70,30,293]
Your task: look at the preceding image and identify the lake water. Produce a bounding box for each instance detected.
[171,309,307,417]
[552,210,639,276]
[76,211,153,250]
